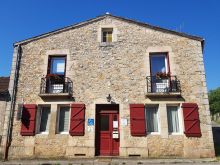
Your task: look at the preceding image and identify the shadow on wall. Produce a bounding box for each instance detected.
[212,127,220,157]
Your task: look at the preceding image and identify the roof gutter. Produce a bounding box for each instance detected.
[3,45,21,160]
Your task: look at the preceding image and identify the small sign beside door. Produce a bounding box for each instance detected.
[112,131,119,139]
[121,118,128,126]
[88,118,94,126]
[113,121,118,128]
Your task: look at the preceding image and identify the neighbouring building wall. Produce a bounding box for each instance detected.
[0,101,7,129]
[0,77,10,159]
[3,16,215,159]
[0,101,7,143]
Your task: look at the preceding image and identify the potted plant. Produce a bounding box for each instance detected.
[155,72,171,79]
[46,74,64,83]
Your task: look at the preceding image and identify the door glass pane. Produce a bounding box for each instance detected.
[150,54,168,92]
[100,115,109,131]
[40,107,51,133]
[150,55,166,75]
[58,106,70,133]
[50,57,65,75]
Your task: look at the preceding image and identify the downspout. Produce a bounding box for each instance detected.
[4,45,21,160]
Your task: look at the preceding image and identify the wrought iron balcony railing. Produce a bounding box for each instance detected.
[146,76,181,95]
[39,76,73,97]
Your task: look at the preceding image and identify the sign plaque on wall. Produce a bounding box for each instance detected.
[121,118,128,126]
[88,119,94,126]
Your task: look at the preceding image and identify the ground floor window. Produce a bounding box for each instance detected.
[57,106,70,134]
[167,105,180,134]
[145,105,159,133]
[37,106,51,134]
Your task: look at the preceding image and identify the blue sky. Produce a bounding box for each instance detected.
[0,0,219,90]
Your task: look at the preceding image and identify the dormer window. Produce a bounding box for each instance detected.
[102,28,113,43]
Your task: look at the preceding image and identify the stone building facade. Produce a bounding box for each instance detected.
[0,14,215,159]
[0,77,10,158]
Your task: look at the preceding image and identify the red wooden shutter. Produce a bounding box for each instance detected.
[20,104,37,136]
[130,104,146,136]
[182,103,202,137]
[69,104,85,136]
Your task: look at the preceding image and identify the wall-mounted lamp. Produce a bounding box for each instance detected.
[106,94,112,102]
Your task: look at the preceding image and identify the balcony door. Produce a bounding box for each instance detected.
[46,56,66,93]
[150,53,170,93]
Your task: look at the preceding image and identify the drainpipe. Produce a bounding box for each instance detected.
[4,45,21,160]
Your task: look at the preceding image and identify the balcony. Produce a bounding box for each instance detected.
[39,76,73,98]
[146,76,181,97]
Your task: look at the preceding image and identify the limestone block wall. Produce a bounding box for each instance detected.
[2,16,215,159]
[0,101,6,135]
[0,101,6,144]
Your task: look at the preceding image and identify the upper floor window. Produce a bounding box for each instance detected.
[150,53,170,93]
[102,28,113,43]
[48,56,66,75]
[150,53,169,76]
[46,56,67,93]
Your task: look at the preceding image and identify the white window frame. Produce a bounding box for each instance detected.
[56,105,70,134]
[145,104,160,135]
[166,104,183,135]
[36,105,51,135]
[150,54,169,74]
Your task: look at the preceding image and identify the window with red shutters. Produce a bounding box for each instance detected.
[182,103,202,137]
[20,104,37,136]
[130,104,146,136]
[69,104,85,136]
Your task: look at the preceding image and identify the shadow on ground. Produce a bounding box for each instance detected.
[212,127,220,157]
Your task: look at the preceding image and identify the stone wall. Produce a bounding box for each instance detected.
[0,101,6,144]
[2,16,215,159]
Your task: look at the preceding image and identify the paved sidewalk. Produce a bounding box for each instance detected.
[0,158,219,165]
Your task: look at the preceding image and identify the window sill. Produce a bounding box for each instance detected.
[168,132,183,136]
[99,42,115,47]
[57,132,69,135]
[147,132,160,136]
[36,132,49,135]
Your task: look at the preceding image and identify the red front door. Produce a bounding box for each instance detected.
[95,104,119,156]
